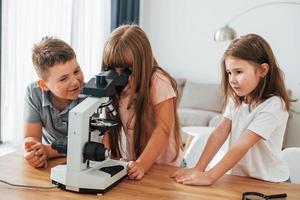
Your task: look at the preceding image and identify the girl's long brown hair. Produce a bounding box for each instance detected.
[221,34,291,110]
[101,24,182,161]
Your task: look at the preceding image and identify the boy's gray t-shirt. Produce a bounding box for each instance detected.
[24,82,86,144]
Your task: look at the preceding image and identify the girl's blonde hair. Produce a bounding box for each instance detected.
[102,24,182,160]
[221,34,291,110]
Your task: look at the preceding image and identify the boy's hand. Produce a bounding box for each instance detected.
[127,161,145,180]
[171,168,214,186]
[24,141,48,168]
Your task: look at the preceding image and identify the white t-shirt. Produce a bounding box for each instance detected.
[223,96,289,182]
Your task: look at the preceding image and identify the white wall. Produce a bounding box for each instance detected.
[140,0,300,98]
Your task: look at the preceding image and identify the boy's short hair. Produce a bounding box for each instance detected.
[32,36,76,80]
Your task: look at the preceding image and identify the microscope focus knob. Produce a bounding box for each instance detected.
[95,75,107,87]
[83,142,109,162]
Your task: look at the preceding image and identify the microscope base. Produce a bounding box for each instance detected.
[50,159,127,194]
[52,175,126,194]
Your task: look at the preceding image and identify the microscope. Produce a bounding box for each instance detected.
[50,69,130,194]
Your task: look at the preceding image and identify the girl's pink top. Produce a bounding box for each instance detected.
[118,72,183,166]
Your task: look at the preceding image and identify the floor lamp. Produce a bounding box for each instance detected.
[214,1,300,42]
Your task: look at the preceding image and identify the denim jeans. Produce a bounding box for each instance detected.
[180,158,187,168]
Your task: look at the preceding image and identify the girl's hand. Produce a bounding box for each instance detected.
[127,161,145,180]
[170,167,196,178]
[172,169,215,186]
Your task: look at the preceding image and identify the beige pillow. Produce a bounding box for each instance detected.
[178,108,220,126]
[180,81,224,113]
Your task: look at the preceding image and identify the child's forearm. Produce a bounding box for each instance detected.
[195,132,224,171]
[207,141,250,181]
[136,98,174,172]
[24,136,40,143]
[207,131,261,182]
[136,130,169,172]
[196,125,230,171]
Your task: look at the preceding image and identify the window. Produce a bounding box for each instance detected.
[0,0,110,146]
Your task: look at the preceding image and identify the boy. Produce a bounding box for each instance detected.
[23,37,84,168]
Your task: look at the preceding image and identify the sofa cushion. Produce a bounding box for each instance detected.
[283,100,300,148]
[175,78,186,103]
[208,114,222,127]
[179,108,220,126]
[179,81,224,113]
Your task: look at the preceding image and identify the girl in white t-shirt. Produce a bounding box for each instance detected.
[171,34,292,185]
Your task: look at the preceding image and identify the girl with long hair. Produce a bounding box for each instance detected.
[102,24,183,180]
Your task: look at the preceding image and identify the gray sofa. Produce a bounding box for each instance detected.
[177,79,300,149]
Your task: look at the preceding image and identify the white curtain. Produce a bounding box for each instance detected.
[71,0,111,80]
[1,0,111,146]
